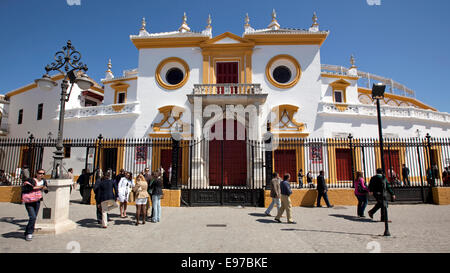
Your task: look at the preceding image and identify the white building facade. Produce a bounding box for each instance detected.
[1,12,449,187]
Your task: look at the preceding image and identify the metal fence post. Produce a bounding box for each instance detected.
[171,137,180,189]
[426,133,435,187]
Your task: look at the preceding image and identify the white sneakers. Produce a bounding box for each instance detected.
[25,234,33,241]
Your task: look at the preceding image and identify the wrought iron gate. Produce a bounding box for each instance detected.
[181,139,265,206]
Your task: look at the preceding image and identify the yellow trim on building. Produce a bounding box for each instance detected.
[265,54,301,89]
[6,74,65,98]
[358,87,436,111]
[131,36,209,49]
[155,57,190,90]
[321,73,359,81]
[244,33,328,46]
[111,82,130,104]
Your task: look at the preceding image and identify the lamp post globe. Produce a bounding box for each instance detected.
[35,74,57,91]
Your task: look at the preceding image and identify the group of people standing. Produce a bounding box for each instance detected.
[93,167,163,228]
[265,168,398,223]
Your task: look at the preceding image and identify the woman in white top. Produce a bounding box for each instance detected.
[118,172,134,218]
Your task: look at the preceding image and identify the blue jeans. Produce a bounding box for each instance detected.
[25,201,40,235]
[317,191,331,207]
[152,195,162,222]
[356,194,368,217]
[265,198,281,215]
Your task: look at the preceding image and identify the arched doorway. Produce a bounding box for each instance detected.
[209,119,247,186]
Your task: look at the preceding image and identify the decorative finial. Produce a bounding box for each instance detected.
[141,17,146,31]
[179,12,191,32]
[245,13,250,27]
[350,54,356,67]
[312,12,319,27]
[268,9,280,30]
[106,59,112,72]
[104,58,114,80]
[206,14,212,29]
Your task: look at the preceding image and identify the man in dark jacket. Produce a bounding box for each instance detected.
[316,170,333,208]
[77,168,95,203]
[274,173,296,224]
[402,164,410,186]
[93,169,118,228]
[368,168,396,221]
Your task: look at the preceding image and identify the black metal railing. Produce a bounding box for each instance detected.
[0,136,448,191]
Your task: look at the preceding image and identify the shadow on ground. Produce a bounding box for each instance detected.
[329,214,375,223]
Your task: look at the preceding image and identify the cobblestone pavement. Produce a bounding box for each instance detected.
[0,193,449,253]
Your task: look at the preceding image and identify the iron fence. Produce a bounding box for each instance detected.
[0,135,448,191]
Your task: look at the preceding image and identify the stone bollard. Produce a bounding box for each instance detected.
[35,179,76,235]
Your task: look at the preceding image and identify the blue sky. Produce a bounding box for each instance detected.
[1,0,449,113]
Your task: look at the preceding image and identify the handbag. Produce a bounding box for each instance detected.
[101,199,118,212]
[357,181,368,194]
[22,181,42,203]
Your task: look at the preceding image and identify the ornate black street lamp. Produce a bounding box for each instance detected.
[35,40,94,179]
[372,83,391,236]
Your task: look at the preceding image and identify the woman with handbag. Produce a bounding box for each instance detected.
[21,168,48,241]
[118,171,134,218]
[132,174,150,225]
[354,171,369,218]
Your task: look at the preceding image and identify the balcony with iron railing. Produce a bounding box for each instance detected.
[61,101,140,120]
[187,83,268,105]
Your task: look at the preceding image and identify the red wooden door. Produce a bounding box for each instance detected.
[384,150,400,182]
[209,119,247,186]
[160,149,172,185]
[336,148,353,181]
[216,62,238,94]
[274,150,297,182]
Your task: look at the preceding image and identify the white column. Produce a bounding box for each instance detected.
[35,179,76,235]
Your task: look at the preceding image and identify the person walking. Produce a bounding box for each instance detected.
[316,170,333,208]
[264,172,281,216]
[20,165,30,182]
[118,171,134,218]
[66,168,75,194]
[21,168,48,241]
[132,174,150,225]
[354,171,369,217]
[274,173,296,224]
[368,168,396,221]
[297,169,304,188]
[77,168,95,204]
[93,170,118,228]
[401,164,410,186]
[306,171,314,188]
[151,170,163,223]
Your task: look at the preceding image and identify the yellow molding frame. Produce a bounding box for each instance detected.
[111,82,129,104]
[6,74,65,98]
[358,87,436,111]
[131,36,209,49]
[102,77,138,85]
[152,105,186,132]
[321,73,359,81]
[155,57,190,90]
[266,55,301,89]
[271,104,306,132]
[244,33,328,46]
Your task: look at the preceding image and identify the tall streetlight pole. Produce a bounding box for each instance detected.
[35,40,94,179]
[372,83,391,236]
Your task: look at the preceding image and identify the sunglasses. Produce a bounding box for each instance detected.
[37,172,45,175]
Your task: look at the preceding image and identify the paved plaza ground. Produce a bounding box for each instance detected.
[0,192,449,253]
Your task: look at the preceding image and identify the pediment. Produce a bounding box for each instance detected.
[200,32,254,48]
